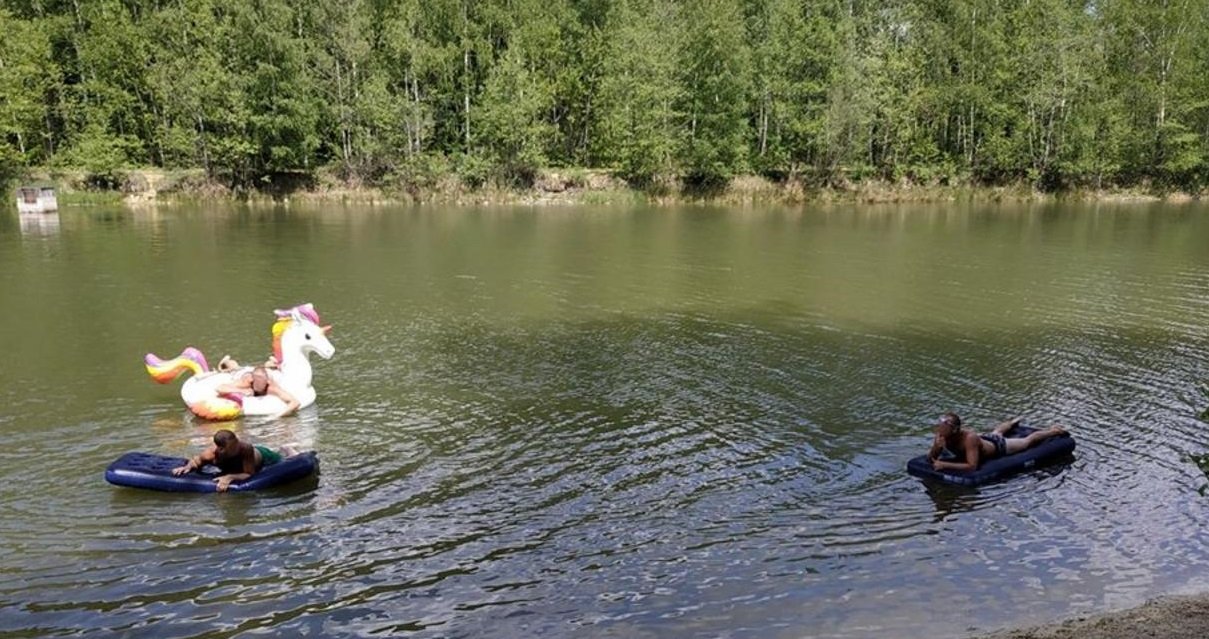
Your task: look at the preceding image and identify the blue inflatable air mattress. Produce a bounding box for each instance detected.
[906,425,1075,486]
[105,451,319,492]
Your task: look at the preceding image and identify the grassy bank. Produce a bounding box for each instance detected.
[7,167,1204,208]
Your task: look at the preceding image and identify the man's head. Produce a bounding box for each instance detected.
[250,367,270,396]
[935,412,962,438]
[213,429,240,458]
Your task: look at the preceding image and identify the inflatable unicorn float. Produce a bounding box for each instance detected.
[144,303,335,420]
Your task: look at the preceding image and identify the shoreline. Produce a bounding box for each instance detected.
[10,168,1204,208]
[978,592,1209,639]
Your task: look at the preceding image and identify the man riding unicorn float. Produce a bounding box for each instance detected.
[145,303,335,420]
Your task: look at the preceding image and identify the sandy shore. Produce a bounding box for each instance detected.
[980,593,1209,639]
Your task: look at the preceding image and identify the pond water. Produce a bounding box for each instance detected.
[3,201,1209,638]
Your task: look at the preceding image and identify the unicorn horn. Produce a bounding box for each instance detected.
[322,325,333,335]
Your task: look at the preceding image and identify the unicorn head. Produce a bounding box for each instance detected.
[271,303,335,385]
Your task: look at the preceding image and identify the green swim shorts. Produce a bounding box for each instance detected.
[255,445,283,467]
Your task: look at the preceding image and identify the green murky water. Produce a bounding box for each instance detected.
[3,201,1209,638]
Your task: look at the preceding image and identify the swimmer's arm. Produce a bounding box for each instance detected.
[926,433,945,461]
[270,385,300,417]
[214,471,251,492]
[172,448,216,475]
[215,380,249,395]
[213,452,257,491]
[933,435,980,471]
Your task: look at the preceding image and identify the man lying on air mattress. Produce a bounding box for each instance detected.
[905,412,1075,487]
[928,412,1068,471]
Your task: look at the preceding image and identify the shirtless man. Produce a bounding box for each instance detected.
[927,412,1068,472]
[171,429,293,492]
[216,366,300,418]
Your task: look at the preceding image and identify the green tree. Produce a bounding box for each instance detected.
[1004,0,1097,188]
[1103,0,1207,187]
[59,0,153,174]
[593,0,682,183]
[0,8,57,174]
[745,0,836,179]
[226,0,322,180]
[678,0,752,186]
[146,0,241,174]
[475,46,554,183]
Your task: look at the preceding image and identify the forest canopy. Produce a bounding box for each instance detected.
[1,0,1207,192]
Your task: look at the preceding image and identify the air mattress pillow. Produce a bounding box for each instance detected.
[105,451,319,492]
[906,425,1075,486]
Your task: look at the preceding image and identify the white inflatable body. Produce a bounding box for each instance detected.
[145,303,334,420]
[181,366,319,416]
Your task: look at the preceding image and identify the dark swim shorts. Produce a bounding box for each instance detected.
[979,433,1008,459]
[255,445,283,467]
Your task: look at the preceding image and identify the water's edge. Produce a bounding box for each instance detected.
[980,592,1209,639]
[10,168,1203,208]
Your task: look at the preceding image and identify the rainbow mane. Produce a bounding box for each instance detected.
[145,347,210,384]
[272,318,289,364]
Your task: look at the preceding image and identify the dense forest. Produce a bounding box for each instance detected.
[1,0,1207,193]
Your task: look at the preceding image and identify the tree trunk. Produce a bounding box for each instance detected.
[412,74,422,155]
[156,106,166,166]
[462,1,471,151]
[463,51,471,150]
[44,110,55,157]
[758,96,768,156]
[581,93,592,159]
[195,113,210,177]
[338,60,352,165]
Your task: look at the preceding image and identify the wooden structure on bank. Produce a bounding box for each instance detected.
[16,186,58,214]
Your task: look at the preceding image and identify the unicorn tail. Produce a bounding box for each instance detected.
[145,347,211,384]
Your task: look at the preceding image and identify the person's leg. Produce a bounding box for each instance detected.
[255,445,284,466]
[992,416,1023,436]
[1004,426,1068,455]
